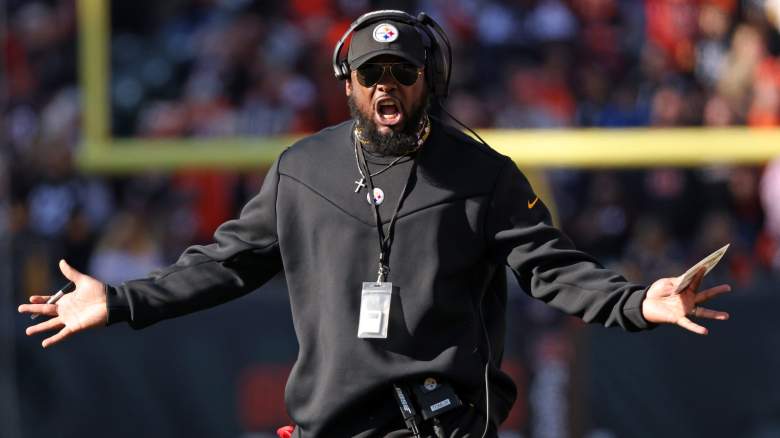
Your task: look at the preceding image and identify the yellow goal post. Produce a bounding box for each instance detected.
[77,0,780,174]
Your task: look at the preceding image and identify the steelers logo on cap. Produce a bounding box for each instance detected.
[373,23,399,43]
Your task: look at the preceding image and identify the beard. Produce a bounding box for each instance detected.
[348,93,430,156]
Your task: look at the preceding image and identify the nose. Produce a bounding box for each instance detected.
[376,67,398,91]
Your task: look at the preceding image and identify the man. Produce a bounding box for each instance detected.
[19,10,731,438]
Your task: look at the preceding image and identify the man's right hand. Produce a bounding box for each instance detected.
[18,259,109,348]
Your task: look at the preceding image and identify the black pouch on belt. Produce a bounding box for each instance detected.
[410,377,463,420]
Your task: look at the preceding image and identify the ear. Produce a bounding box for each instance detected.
[345,77,352,97]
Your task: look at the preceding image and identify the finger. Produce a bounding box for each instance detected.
[59,259,83,284]
[42,326,72,348]
[26,317,64,336]
[670,276,682,291]
[692,306,729,321]
[687,267,706,293]
[17,303,59,317]
[695,284,732,304]
[676,316,708,335]
[29,295,52,304]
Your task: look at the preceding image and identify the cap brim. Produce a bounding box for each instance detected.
[350,49,425,70]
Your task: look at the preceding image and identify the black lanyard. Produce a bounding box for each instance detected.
[355,136,418,283]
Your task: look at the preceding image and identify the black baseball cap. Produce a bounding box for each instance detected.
[348,20,426,69]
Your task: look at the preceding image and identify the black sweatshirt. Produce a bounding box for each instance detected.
[106,119,652,437]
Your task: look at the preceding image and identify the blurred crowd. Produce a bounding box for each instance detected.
[3,0,780,300]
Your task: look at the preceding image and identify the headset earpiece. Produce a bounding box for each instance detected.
[337,61,350,81]
[415,12,451,99]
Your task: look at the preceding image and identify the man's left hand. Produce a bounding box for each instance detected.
[642,268,731,335]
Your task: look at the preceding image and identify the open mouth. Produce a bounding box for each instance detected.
[374,97,403,127]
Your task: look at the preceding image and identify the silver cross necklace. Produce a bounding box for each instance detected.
[352,115,430,195]
[352,144,410,193]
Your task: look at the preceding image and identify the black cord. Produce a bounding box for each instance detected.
[433,97,495,438]
[478,301,492,438]
[437,103,491,147]
[432,417,445,438]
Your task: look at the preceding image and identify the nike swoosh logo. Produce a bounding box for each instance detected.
[527,197,539,209]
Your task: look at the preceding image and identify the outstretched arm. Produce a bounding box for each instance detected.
[106,157,283,329]
[19,260,108,348]
[20,155,285,342]
[487,158,732,332]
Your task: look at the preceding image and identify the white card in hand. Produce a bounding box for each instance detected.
[674,244,730,293]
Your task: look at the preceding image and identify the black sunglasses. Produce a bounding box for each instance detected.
[355,63,422,87]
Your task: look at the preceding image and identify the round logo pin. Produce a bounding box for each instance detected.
[423,377,438,391]
[372,23,399,43]
[367,187,385,205]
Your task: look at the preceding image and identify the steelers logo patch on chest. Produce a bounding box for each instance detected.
[373,23,399,43]
[367,187,385,205]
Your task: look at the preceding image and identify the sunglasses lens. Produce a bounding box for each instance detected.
[391,64,420,86]
[356,65,383,87]
[356,63,420,87]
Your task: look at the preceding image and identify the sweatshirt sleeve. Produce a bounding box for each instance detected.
[106,157,284,329]
[486,158,654,331]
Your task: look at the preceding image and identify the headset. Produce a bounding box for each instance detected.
[333,9,490,149]
[332,9,453,99]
